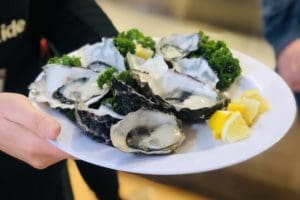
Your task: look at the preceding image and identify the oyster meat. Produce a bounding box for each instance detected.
[110,109,185,154]
[53,76,107,105]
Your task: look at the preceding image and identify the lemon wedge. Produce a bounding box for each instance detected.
[241,89,269,113]
[135,43,154,60]
[230,98,260,126]
[208,110,232,139]
[227,103,245,113]
[221,112,250,142]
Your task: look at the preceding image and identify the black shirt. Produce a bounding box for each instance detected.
[1,0,117,94]
[0,0,119,199]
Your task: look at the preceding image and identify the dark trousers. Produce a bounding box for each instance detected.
[76,161,120,200]
[0,152,119,200]
[0,152,73,200]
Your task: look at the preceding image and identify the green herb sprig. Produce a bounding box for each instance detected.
[113,29,155,56]
[97,67,134,89]
[48,55,81,67]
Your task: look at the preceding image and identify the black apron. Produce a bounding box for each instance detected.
[0,0,119,199]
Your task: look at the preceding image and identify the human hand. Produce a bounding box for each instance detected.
[0,92,73,169]
[278,39,300,92]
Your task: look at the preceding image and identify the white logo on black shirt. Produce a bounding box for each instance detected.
[0,19,26,44]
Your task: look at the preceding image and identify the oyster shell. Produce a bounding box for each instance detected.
[77,38,126,71]
[157,33,199,61]
[173,57,219,87]
[135,71,229,121]
[29,64,108,109]
[111,79,158,115]
[75,103,124,144]
[52,76,108,105]
[86,61,111,73]
[110,109,185,154]
[126,53,146,70]
[129,56,229,121]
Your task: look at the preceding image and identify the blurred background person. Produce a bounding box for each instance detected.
[262,0,300,103]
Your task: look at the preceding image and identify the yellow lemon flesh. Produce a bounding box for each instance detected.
[208,110,232,139]
[227,103,245,113]
[241,89,269,113]
[135,43,154,60]
[221,112,250,142]
[230,98,261,126]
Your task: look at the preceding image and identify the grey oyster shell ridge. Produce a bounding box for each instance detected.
[111,79,159,115]
[74,104,122,145]
[75,109,120,144]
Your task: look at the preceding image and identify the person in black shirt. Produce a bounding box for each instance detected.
[0,0,120,199]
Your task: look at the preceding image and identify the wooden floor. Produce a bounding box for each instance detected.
[68,160,209,200]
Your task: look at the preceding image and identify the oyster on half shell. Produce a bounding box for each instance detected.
[53,76,105,105]
[77,38,126,72]
[157,33,199,61]
[29,64,109,109]
[110,109,185,154]
[129,55,229,121]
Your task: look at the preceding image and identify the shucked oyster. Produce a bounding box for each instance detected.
[110,109,185,154]
[157,33,199,61]
[77,38,126,72]
[29,64,109,109]
[130,56,229,121]
[53,76,104,105]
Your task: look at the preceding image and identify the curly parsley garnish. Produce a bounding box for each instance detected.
[97,68,135,89]
[48,55,81,67]
[113,28,155,56]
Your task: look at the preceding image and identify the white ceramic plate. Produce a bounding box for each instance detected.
[33,50,296,175]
